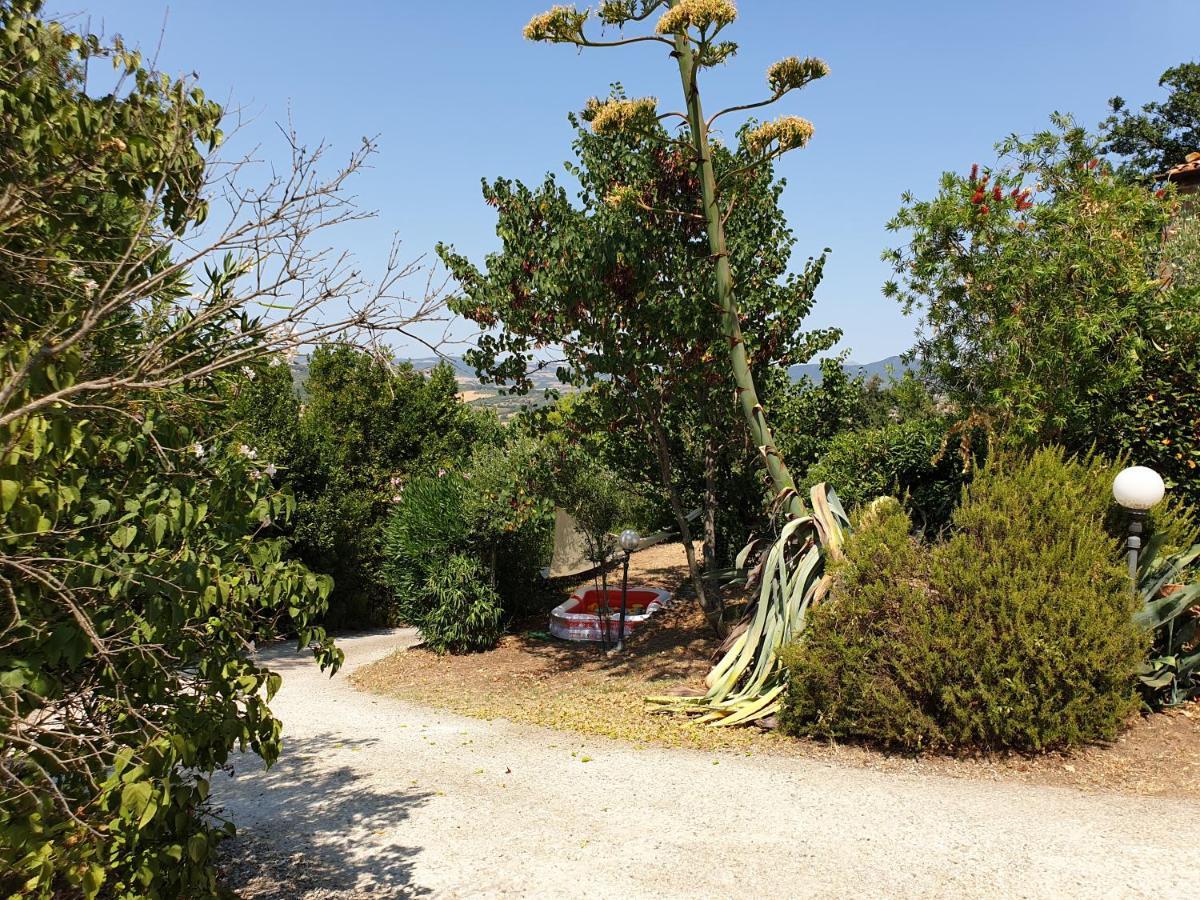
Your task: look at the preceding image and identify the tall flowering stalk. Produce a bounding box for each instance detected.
[524,0,839,724]
[525,0,827,520]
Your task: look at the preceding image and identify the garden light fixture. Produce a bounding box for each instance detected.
[1112,465,1165,589]
[615,530,641,652]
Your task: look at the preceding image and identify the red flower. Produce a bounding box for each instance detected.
[992,186,1003,202]
[971,188,986,204]
[970,163,979,182]
[980,204,990,215]
[1087,158,1098,169]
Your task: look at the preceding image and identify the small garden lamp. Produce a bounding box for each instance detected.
[615,529,641,652]
[1112,465,1165,589]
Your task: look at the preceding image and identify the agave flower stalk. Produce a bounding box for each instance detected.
[523,0,836,721]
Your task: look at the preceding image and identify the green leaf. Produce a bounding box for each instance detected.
[187,832,207,864]
[120,781,152,820]
[0,479,18,512]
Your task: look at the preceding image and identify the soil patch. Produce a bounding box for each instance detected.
[354,542,1200,800]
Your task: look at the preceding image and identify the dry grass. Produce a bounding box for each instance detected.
[354,542,1200,799]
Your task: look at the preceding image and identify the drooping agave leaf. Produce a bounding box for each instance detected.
[647,483,849,725]
[1136,543,1200,706]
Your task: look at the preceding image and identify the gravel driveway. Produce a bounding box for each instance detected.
[215,629,1196,899]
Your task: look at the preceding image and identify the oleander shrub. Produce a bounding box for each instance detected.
[381,435,553,648]
[381,474,471,626]
[804,416,966,531]
[782,448,1150,752]
[420,554,504,654]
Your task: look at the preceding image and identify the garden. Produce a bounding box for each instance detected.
[2,1,1200,897]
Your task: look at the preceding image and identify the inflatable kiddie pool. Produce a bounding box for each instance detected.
[549,586,673,642]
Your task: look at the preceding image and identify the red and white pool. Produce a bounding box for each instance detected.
[549,586,673,642]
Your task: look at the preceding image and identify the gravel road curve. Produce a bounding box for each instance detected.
[214,629,1196,899]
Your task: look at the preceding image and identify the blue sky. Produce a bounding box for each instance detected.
[54,1,1200,362]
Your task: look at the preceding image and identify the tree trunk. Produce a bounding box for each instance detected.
[650,416,725,636]
[702,432,718,575]
[670,21,806,521]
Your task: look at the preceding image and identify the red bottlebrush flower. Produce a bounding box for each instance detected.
[992,186,1003,202]
[1087,158,1098,169]
[1009,188,1020,198]
[980,204,990,215]
[970,163,979,182]
[1155,188,1167,199]
[971,188,986,204]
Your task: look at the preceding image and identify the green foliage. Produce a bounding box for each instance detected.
[774,359,871,473]
[419,555,504,655]
[1162,211,1200,293]
[438,92,838,582]
[0,5,337,895]
[1103,61,1200,175]
[380,474,471,626]
[782,449,1149,752]
[460,434,555,614]
[380,435,554,649]
[232,346,496,627]
[884,118,1176,449]
[1135,543,1200,707]
[804,417,966,532]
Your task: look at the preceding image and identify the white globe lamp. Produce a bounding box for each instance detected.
[1112,466,1165,511]
[1112,465,1164,590]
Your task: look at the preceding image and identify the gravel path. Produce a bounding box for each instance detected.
[215,629,1196,899]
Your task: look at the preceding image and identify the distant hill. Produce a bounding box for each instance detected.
[788,354,910,384]
[288,353,911,418]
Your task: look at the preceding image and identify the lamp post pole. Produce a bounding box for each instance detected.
[1112,465,1165,594]
[1125,510,1145,590]
[615,530,641,653]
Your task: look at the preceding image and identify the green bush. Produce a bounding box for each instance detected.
[804,417,966,531]
[231,345,498,627]
[380,474,471,626]
[380,436,553,649]
[420,555,504,654]
[782,448,1150,752]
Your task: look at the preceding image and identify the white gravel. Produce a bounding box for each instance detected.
[215,629,1197,899]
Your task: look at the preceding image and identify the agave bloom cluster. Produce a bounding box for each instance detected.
[744,115,814,155]
[604,183,640,209]
[584,96,658,135]
[524,4,588,42]
[766,56,829,95]
[655,0,738,34]
[597,0,639,25]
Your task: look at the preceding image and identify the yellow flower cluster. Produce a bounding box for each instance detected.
[598,0,638,25]
[744,115,814,155]
[523,5,587,42]
[604,184,641,209]
[585,96,659,135]
[766,56,830,95]
[655,0,738,35]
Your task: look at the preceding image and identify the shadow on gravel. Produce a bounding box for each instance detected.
[216,734,432,898]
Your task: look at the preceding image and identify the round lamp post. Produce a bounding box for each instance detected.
[614,529,641,652]
[1112,465,1165,591]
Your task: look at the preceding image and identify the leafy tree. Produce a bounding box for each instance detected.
[1103,61,1200,175]
[440,95,835,632]
[884,118,1177,449]
[511,1,846,721]
[0,4,394,894]
[233,345,498,626]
